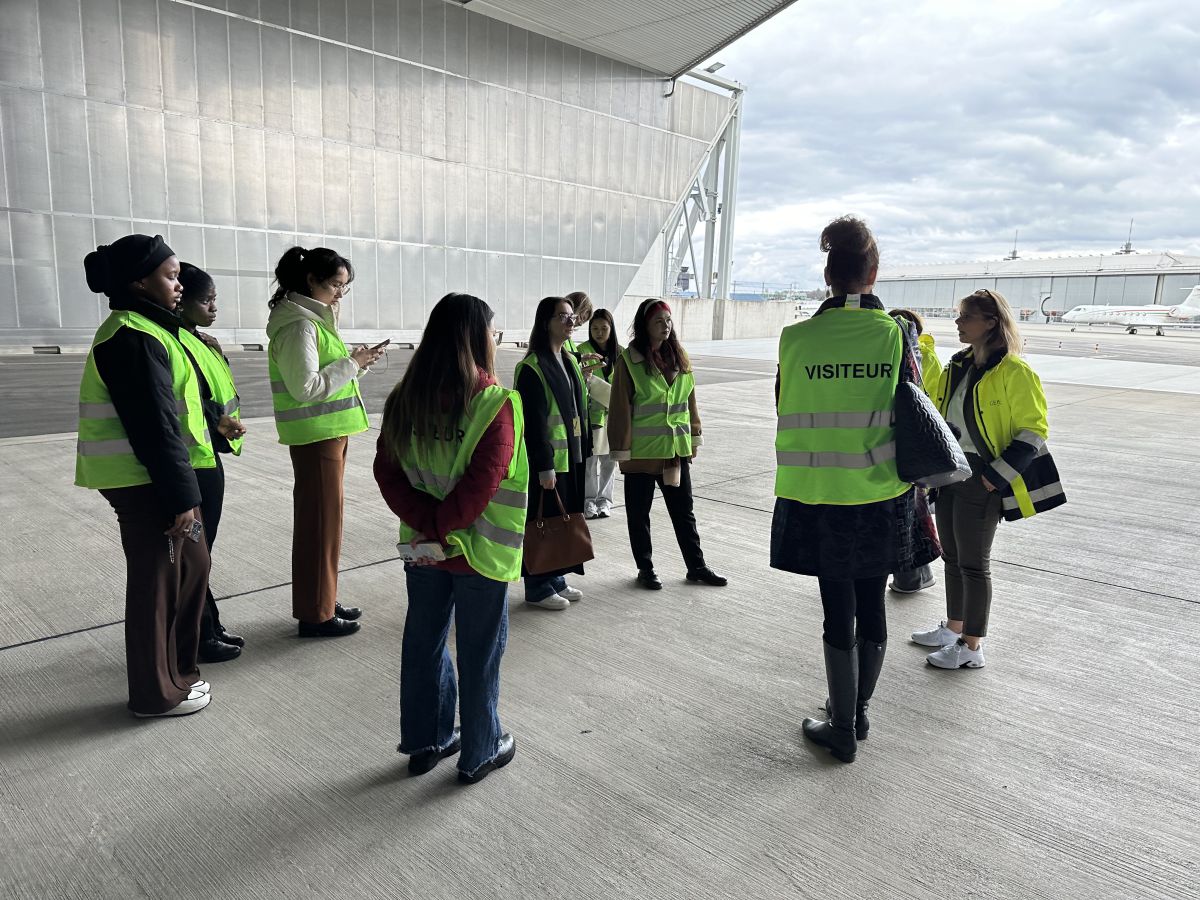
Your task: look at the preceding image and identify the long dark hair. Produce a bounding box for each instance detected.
[380,293,495,461]
[586,308,620,378]
[526,295,573,359]
[629,298,689,375]
[270,246,354,308]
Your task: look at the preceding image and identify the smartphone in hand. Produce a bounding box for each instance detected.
[370,339,391,351]
[396,541,446,563]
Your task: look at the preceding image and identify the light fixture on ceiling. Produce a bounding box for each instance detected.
[703,62,725,73]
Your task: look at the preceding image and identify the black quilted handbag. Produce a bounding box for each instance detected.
[894,381,972,488]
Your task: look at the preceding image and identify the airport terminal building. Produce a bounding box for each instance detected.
[876,252,1200,318]
[0,0,791,349]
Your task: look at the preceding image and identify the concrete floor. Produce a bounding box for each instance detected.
[1,343,1198,899]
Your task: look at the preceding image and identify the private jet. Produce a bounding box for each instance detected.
[1061,285,1200,335]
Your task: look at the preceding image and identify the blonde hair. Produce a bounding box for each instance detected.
[961,288,1021,356]
[566,291,593,324]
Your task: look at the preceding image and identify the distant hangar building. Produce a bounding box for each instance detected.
[876,252,1200,318]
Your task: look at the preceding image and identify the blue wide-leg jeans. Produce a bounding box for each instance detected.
[399,565,509,775]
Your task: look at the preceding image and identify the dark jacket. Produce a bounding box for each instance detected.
[92,295,202,515]
[516,350,591,476]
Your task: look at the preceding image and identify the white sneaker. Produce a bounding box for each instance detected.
[558,585,583,602]
[911,621,961,648]
[526,594,570,610]
[927,638,986,669]
[190,681,210,694]
[133,690,211,718]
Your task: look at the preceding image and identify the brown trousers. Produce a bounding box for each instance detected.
[101,485,209,715]
[289,436,348,623]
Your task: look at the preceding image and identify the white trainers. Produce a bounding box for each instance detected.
[927,638,986,669]
[526,594,570,610]
[133,690,211,718]
[911,621,961,648]
[190,681,211,694]
[558,585,583,602]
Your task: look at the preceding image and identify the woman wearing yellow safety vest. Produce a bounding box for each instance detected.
[266,247,385,638]
[772,217,939,763]
[514,296,591,610]
[374,293,525,783]
[609,298,727,591]
[911,289,1065,670]
[75,234,214,718]
[176,263,248,663]
[579,309,621,519]
[888,308,941,595]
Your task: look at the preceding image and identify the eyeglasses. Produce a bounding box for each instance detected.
[326,281,351,296]
[553,313,576,324]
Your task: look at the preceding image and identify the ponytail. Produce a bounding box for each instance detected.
[269,246,354,308]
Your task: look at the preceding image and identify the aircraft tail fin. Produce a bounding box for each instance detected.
[1177,285,1200,314]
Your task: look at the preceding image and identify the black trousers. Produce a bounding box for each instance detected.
[817,576,888,651]
[194,457,225,639]
[623,459,705,573]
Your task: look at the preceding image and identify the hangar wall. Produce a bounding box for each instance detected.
[0,0,735,347]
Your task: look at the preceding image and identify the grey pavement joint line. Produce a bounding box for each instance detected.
[0,556,404,654]
[689,491,1196,606]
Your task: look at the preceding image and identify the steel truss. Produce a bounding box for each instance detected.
[661,70,744,301]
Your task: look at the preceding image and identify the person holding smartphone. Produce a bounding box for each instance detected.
[374,292,526,783]
[75,234,215,717]
[176,262,248,662]
[266,246,384,638]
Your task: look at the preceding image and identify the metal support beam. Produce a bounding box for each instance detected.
[660,74,744,304]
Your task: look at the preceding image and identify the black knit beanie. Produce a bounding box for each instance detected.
[83,234,175,296]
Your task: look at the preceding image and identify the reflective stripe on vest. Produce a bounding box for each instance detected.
[75,310,215,490]
[621,349,694,460]
[396,385,530,581]
[268,318,369,446]
[514,353,586,473]
[177,328,244,456]
[774,306,908,505]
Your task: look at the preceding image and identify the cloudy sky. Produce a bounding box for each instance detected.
[707,0,1200,287]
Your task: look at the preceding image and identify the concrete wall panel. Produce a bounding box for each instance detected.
[0,0,732,347]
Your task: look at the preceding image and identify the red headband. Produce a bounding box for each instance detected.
[645,300,672,318]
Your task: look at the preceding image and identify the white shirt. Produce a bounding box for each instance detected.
[946,375,979,456]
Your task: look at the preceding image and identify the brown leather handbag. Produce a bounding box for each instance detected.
[522,486,594,575]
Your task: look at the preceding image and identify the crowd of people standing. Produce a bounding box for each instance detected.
[75,216,1062,775]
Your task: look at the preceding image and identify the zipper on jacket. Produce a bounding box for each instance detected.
[971,379,997,458]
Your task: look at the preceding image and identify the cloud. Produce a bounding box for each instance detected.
[706,0,1200,287]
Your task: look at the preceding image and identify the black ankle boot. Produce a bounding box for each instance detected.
[803,640,858,763]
